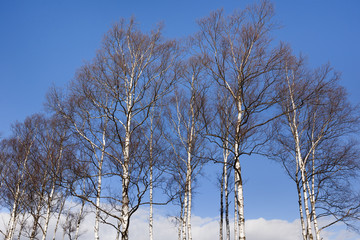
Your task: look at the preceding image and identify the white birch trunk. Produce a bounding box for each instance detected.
[296,172,307,240]
[121,99,132,240]
[149,112,154,240]
[42,147,64,240]
[234,103,245,240]
[16,214,26,240]
[6,191,20,240]
[94,162,102,240]
[182,188,188,240]
[52,195,66,240]
[95,128,107,240]
[234,176,238,240]
[309,148,320,240]
[187,154,193,240]
[149,163,154,240]
[220,169,224,240]
[74,199,86,240]
[224,140,230,240]
[42,181,56,240]
[287,74,313,240]
[5,140,33,240]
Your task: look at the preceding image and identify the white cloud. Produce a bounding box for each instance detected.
[1,208,359,240]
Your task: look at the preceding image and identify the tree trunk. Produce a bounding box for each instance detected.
[6,144,33,240]
[234,176,238,240]
[52,195,66,240]
[296,172,307,240]
[220,167,224,240]
[74,198,86,240]
[149,163,154,240]
[186,148,193,240]
[182,187,188,240]
[121,109,132,240]
[224,140,230,240]
[42,147,63,240]
[309,154,320,240]
[234,105,245,240]
[149,116,154,240]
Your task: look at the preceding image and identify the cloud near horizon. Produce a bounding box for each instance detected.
[0,208,358,240]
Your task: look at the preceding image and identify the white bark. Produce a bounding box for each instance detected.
[287,74,313,240]
[74,199,86,240]
[234,178,238,240]
[149,106,154,240]
[234,103,245,240]
[186,150,193,240]
[309,148,320,240]
[52,195,66,240]
[95,125,107,240]
[149,162,154,240]
[296,172,307,240]
[224,140,230,240]
[220,169,224,240]
[121,95,132,240]
[5,138,34,240]
[182,188,188,240]
[42,146,64,240]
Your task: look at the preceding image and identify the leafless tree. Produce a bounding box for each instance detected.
[196,1,289,239]
[269,55,360,240]
[48,17,179,240]
[0,115,40,240]
[215,90,236,240]
[164,55,211,240]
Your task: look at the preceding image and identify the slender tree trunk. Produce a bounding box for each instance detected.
[309,148,320,240]
[42,147,63,240]
[74,198,86,240]
[235,160,245,240]
[6,145,33,240]
[186,146,193,240]
[52,195,66,240]
[95,125,107,240]
[178,184,184,240]
[220,168,224,240]
[300,168,313,240]
[16,213,26,240]
[224,140,230,240]
[95,162,102,240]
[234,105,245,240]
[234,174,238,240]
[149,115,154,240]
[182,187,188,240]
[121,107,132,240]
[220,138,230,240]
[6,192,20,240]
[149,163,154,240]
[62,208,71,240]
[296,172,306,240]
[287,76,313,240]
[42,184,55,240]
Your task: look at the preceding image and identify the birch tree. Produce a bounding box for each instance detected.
[142,103,170,240]
[48,17,178,240]
[196,1,288,239]
[164,55,211,240]
[0,115,40,240]
[215,90,235,240]
[19,115,72,240]
[270,56,360,240]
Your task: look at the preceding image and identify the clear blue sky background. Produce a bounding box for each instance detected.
[1,0,359,228]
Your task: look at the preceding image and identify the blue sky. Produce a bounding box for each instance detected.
[1,1,360,238]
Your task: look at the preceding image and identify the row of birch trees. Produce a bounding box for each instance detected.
[1,1,360,240]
